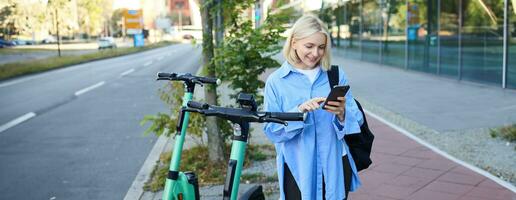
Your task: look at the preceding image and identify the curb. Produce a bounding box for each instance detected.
[123,135,170,200]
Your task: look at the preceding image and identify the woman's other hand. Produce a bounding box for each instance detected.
[298,97,326,113]
[324,96,346,121]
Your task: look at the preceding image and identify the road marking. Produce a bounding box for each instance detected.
[74,81,105,96]
[120,69,135,77]
[143,61,153,67]
[157,56,164,61]
[0,78,32,88]
[364,109,516,193]
[0,112,37,133]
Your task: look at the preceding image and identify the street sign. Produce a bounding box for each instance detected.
[124,9,143,34]
[407,3,419,26]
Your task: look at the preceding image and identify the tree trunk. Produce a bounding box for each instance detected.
[200,0,224,162]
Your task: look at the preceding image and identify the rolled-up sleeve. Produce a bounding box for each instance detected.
[332,105,362,140]
[263,80,305,143]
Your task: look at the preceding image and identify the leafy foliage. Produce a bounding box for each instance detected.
[143,144,275,191]
[140,81,233,141]
[141,82,206,139]
[213,3,291,104]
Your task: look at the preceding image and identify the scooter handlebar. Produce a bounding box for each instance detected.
[268,112,305,121]
[156,72,220,85]
[187,101,209,109]
[198,76,220,85]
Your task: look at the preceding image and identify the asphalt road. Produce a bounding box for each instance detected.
[0,43,202,199]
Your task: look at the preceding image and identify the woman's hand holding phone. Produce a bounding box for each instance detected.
[323,85,350,122]
[324,96,346,122]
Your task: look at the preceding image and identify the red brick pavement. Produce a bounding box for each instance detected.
[348,115,516,200]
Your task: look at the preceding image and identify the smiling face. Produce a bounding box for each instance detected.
[292,32,327,70]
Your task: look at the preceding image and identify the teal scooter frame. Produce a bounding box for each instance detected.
[185,93,305,200]
[157,72,219,200]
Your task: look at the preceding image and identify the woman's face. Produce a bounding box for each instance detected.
[293,32,326,69]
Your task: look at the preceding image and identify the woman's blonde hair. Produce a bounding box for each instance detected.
[283,14,332,71]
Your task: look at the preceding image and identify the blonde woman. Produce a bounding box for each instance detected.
[263,15,364,200]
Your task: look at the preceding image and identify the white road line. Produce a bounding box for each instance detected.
[120,69,135,77]
[0,78,32,88]
[143,61,153,67]
[0,112,37,133]
[364,109,516,193]
[74,81,105,96]
[157,56,164,61]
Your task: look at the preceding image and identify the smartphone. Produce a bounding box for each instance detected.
[323,85,350,107]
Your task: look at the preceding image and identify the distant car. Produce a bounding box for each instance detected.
[12,39,35,45]
[42,36,57,44]
[0,39,15,48]
[182,34,194,40]
[98,37,117,49]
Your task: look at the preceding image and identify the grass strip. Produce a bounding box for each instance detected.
[0,41,176,81]
[143,144,275,192]
[490,124,516,145]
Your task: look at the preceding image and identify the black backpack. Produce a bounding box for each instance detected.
[328,65,374,172]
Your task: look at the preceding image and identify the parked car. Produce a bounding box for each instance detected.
[41,36,57,44]
[12,39,35,45]
[98,37,117,49]
[0,39,15,48]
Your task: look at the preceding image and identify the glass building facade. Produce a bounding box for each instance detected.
[333,0,516,89]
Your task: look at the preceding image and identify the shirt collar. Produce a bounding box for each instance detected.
[279,61,324,79]
[278,61,296,78]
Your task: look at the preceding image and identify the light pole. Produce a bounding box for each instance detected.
[54,7,61,57]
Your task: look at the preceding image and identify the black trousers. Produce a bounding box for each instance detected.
[284,155,352,200]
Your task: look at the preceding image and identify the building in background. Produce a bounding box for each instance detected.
[328,0,516,89]
[168,0,201,27]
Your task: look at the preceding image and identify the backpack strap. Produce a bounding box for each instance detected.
[328,65,339,88]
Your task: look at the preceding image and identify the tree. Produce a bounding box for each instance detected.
[0,2,17,39]
[0,0,47,40]
[110,8,124,37]
[200,0,225,162]
[213,1,291,105]
[77,0,112,38]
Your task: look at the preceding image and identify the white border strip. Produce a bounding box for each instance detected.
[74,81,105,96]
[0,112,37,133]
[364,109,516,193]
[124,135,169,200]
[120,69,135,77]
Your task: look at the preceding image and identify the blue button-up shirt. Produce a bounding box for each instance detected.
[263,61,364,200]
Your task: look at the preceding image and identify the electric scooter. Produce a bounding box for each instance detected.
[185,93,306,200]
[156,72,219,200]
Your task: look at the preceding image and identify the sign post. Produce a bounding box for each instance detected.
[124,9,144,47]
